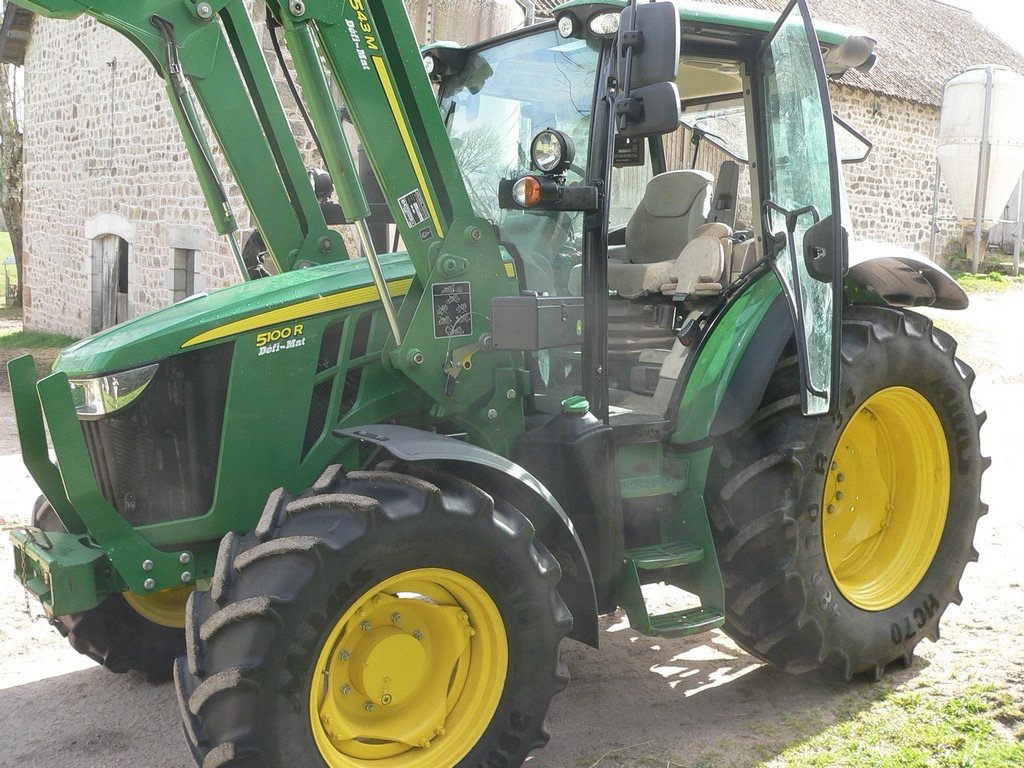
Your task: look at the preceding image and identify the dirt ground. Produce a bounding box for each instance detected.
[0,289,1021,768]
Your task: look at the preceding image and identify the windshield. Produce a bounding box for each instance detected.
[440,29,599,297]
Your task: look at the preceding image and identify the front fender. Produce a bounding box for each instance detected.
[337,424,600,648]
[846,242,968,310]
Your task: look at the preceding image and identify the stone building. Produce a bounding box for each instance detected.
[3,0,1024,335]
[0,0,523,335]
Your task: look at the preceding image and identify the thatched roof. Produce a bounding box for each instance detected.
[530,0,1024,107]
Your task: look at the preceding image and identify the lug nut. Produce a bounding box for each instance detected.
[834,491,844,500]
[181,572,193,583]
[836,473,845,483]
[391,612,402,624]
[179,552,191,565]
[487,409,497,420]
[360,621,371,632]
[142,559,154,572]
[340,684,351,695]
[339,650,350,661]
[414,630,424,640]
[144,578,155,590]
[196,2,213,19]
[827,504,836,514]
[364,701,375,712]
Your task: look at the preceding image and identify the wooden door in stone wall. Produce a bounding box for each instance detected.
[99,234,129,329]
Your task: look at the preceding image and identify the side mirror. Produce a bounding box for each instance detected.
[618,1,680,90]
[616,82,680,137]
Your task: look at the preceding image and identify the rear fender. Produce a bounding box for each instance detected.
[336,424,600,647]
[845,242,968,310]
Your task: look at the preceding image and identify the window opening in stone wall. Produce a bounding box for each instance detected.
[170,248,197,303]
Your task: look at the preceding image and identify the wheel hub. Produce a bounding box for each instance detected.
[348,626,428,709]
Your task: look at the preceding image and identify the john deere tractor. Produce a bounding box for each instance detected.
[8,0,984,765]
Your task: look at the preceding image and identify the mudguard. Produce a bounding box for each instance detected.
[846,242,968,310]
[337,424,601,647]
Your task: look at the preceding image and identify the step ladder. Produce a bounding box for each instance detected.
[621,540,725,638]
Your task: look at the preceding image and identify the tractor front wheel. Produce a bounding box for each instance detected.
[176,464,570,767]
[30,497,190,682]
[707,305,986,680]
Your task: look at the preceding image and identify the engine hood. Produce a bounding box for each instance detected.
[54,254,416,377]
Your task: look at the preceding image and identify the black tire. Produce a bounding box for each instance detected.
[30,497,186,682]
[707,305,987,680]
[176,464,570,768]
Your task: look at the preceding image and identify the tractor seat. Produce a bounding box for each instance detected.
[605,169,714,299]
[608,222,731,299]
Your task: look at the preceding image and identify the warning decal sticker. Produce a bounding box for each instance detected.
[398,188,429,228]
[432,281,472,339]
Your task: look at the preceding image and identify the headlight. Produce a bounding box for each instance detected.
[69,363,159,419]
[588,12,620,37]
[531,129,575,174]
[557,13,580,39]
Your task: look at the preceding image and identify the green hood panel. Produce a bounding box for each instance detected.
[55,254,416,376]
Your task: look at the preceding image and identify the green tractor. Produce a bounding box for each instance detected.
[8,0,984,764]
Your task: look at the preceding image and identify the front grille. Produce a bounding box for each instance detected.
[81,344,233,526]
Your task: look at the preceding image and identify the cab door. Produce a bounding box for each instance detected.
[756,0,846,415]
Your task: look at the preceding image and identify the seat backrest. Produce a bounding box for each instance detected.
[625,170,713,264]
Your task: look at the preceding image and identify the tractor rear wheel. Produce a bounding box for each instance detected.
[707,305,986,680]
[31,497,190,682]
[176,464,570,768]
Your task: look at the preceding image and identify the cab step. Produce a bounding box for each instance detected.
[625,541,705,570]
[621,539,724,638]
[647,607,725,638]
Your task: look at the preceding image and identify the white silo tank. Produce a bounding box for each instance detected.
[938,65,1024,225]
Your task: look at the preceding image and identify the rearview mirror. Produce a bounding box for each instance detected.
[616,82,680,137]
[619,1,680,90]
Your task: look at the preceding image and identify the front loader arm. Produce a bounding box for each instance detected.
[15,0,348,274]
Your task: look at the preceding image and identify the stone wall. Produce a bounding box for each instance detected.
[832,85,962,260]
[21,0,523,336]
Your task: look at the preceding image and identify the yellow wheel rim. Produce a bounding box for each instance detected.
[309,568,508,767]
[123,584,195,628]
[822,386,950,612]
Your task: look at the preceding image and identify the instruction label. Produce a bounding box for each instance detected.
[398,189,429,228]
[432,281,472,339]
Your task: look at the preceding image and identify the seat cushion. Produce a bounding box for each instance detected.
[608,260,675,298]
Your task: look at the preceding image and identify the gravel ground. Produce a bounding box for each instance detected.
[0,290,1021,768]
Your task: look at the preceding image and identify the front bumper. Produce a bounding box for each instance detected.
[10,528,112,616]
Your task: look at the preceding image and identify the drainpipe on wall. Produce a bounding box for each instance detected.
[929,160,941,262]
[1014,172,1023,278]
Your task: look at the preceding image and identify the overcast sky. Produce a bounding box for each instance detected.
[947,0,1024,56]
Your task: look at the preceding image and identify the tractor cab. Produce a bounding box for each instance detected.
[432,0,875,431]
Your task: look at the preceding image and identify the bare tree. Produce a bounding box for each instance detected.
[0,58,22,306]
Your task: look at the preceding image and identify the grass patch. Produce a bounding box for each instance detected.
[0,231,12,261]
[0,329,78,349]
[767,684,1024,767]
[951,269,1024,293]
